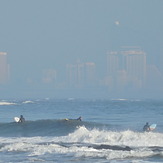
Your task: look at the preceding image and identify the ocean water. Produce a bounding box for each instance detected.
[0,98,163,163]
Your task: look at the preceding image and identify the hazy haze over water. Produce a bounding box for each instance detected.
[0,0,163,99]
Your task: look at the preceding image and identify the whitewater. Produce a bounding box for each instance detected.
[0,99,162,163]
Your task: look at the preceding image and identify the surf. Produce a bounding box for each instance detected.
[0,119,160,138]
[0,119,98,137]
[59,126,163,147]
[0,126,163,161]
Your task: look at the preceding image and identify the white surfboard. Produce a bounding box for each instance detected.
[149,124,157,131]
[14,117,20,123]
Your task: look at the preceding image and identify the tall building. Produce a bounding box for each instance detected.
[0,52,9,84]
[122,50,146,88]
[66,61,96,88]
[107,51,119,77]
[106,48,146,91]
[42,69,57,84]
[66,61,85,88]
[85,62,96,87]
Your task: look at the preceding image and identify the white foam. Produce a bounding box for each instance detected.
[0,139,156,160]
[0,101,16,105]
[0,127,162,160]
[57,126,163,147]
[112,98,129,101]
[22,100,34,104]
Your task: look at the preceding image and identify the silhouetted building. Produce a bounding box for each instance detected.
[85,62,96,87]
[0,52,9,84]
[106,48,146,91]
[66,61,96,88]
[123,50,146,88]
[66,61,85,88]
[42,69,57,84]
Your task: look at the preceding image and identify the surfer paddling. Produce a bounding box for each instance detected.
[76,116,82,121]
[143,122,150,132]
[64,116,82,121]
[18,115,25,123]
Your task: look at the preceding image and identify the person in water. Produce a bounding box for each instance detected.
[64,116,82,121]
[76,116,82,121]
[143,122,150,132]
[19,115,25,123]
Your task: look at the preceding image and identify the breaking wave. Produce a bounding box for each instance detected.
[0,126,163,161]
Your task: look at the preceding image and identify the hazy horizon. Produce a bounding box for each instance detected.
[0,0,163,99]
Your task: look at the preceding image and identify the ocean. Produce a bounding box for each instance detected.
[0,98,162,163]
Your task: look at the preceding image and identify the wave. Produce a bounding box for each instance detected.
[22,100,34,104]
[0,101,16,105]
[0,99,36,107]
[0,119,161,138]
[64,126,163,147]
[0,119,105,137]
[0,126,163,161]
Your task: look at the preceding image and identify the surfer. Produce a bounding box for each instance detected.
[18,115,25,123]
[64,116,82,121]
[76,116,82,121]
[143,122,150,132]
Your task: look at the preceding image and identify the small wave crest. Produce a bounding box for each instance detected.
[22,100,34,104]
[0,101,16,106]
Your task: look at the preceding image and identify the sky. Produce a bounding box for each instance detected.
[0,0,163,99]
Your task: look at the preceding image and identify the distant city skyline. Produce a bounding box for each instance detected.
[0,1,163,99]
[0,46,163,99]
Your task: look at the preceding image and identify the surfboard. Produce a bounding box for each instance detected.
[149,124,157,131]
[63,118,81,121]
[64,118,69,121]
[14,117,20,123]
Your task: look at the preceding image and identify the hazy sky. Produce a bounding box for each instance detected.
[0,0,163,98]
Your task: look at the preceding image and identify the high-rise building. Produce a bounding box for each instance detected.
[85,62,96,87]
[66,61,85,88]
[106,51,127,90]
[66,61,96,88]
[107,51,119,77]
[122,50,146,88]
[42,69,57,84]
[106,48,146,90]
[0,52,9,84]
